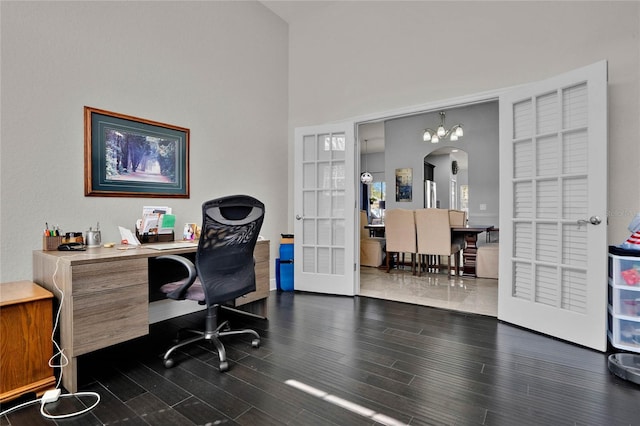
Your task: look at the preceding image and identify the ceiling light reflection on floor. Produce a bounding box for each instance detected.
[285,379,407,426]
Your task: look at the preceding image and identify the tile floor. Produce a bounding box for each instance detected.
[359,266,498,317]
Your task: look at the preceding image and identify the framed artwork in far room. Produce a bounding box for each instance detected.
[395,167,412,202]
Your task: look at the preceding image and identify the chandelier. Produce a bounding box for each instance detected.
[422,111,464,143]
[360,139,373,184]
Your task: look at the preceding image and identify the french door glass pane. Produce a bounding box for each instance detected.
[301,132,346,276]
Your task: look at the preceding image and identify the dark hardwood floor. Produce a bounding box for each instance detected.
[2,291,639,425]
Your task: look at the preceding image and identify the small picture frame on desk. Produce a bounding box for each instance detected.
[84,106,190,198]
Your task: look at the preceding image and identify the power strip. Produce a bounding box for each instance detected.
[41,389,61,404]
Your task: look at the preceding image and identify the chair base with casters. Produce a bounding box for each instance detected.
[161,300,260,371]
[158,254,262,371]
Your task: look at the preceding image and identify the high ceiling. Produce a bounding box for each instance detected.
[260,1,332,24]
[260,1,470,169]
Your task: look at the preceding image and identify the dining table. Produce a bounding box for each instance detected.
[364,223,495,276]
[451,225,495,276]
[364,223,386,238]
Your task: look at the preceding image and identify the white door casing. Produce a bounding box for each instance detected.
[498,61,608,351]
[293,123,356,295]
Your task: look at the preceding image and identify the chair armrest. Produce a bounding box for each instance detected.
[156,254,198,300]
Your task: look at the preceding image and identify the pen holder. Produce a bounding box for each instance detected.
[43,235,64,251]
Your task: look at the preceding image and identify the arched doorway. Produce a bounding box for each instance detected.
[423,147,468,213]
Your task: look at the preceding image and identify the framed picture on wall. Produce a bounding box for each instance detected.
[395,167,412,202]
[84,107,190,198]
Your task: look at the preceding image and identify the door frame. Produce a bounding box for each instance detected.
[350,63,607,351]
[351,91,504,294]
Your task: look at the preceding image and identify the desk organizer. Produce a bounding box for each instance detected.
[43,236,64,251]
[135,230,174,244]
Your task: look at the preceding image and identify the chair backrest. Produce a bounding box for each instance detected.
[449,210,466,228]
[415,208,452,255]
[360,210,370,240]
[384,208,416,253]
[196,195,265,305]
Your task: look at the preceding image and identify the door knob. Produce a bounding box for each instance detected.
[296,215,303,220]
[577,216,602,225]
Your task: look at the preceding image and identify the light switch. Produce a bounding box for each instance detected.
[480,204,487,211]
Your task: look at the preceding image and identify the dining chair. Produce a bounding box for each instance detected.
[384,208,416,274]
[448,209,466,227]
[448,209,467,249]
[415,208,462,276]
[360,210,386,267]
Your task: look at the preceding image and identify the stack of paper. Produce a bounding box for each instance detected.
[139,206,175,235]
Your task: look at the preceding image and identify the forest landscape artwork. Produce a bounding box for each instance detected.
[85,107,189,198]
[104,129,178,185]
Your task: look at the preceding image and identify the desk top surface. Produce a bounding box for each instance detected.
[34,239,269,265]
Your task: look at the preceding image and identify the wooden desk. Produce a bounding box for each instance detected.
[0,281,56,403]
[451,226,494,276]
[32,240,269,393]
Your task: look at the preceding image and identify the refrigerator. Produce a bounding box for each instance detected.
[424,180,437,208]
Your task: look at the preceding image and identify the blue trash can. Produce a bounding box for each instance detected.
[276,234,294,291]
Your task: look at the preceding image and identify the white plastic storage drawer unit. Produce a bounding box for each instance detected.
[608,252,640,352]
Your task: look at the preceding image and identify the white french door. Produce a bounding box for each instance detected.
[498,61,608,351]
[293,123,356,295]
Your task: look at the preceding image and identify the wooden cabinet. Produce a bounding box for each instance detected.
[0,281,56,403]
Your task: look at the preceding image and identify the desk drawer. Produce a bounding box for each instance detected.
[236,241,270,307]
[70,259,148,356]
[71,259,147,295]
[72,287,148,356]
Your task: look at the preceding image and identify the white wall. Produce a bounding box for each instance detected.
[2,1,639,282]
[287,1,640,245]
[384,102,499,225]
[0,1,289,282]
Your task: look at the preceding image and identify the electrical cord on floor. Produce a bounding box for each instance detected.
[39,390,101,420]
[0,255,101,420]
[0,390,100,419]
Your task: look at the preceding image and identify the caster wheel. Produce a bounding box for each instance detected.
[219,361,229,372]
[163,358,175,368]
[251,339,260,348]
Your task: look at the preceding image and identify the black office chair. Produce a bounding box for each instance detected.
[157,195,265,371]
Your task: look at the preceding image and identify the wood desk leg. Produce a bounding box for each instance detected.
[61,356,78,393]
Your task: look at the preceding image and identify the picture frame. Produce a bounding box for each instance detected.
[395,167,412,202]
[84,106,190,198]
